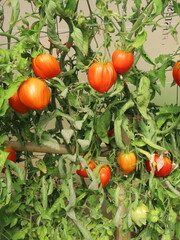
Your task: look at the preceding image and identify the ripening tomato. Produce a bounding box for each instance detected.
[9,92,30,114]
[99,165,111,187]
[32,54,61,79]
[76,160,96,178]
[131,203,149,227]
[18,78,51,110]
[107,128,114,138]
[112,50,134,74]
[117,151,137,175]
[172,61,180,86]
[88,62,117,93]
[1,144,17,173]
[145,154,172,177]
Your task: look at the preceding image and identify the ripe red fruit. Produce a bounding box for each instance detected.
[112,49,134,74]
[18,78,51,110]
[146,154,172,177]
[9,92,30,114]
[76,160,96,177]
[88,62,117,93]
[2,144,17,173]
[32,54,61,79]
[172,61,180,86]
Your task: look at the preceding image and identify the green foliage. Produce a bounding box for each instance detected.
[0,0,179,239]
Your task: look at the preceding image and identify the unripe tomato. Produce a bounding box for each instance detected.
[172,61,180,86]
[117,151,137,175]
[131,203,149,227]
[145,154,172,177]
[9,92,30,114]
[112,50,134,74]
[88,62,117,93]
[32,54,61,79]
[99,165,111,188]
[18,78,51,110]
[76,160,96,178]
[2,144,17,173]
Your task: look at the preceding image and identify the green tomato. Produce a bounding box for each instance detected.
[148,208,160,223]
[131,203,149,227]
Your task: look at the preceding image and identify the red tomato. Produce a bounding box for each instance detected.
[99,165,111,188]
[9,92,30,114]
[112,50,134,74]
[32,54,61,79]
[117,151,137,175]
[146,154,172,177]
[76,160,96,177]
[108,129,114,138]
[172,61,180,86]
[87,62,117,93]
[18,78,51,110]
[2,144,17,173]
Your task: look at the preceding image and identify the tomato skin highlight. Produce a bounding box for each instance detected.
[76,160,96,178]
[88,62,117,93]
[9,92,30,114]
[172,61,180,86]
[112,50,134,74]
[32,54,61,79]
[145,154,172,177]
[117,151,137,175]
[2,144,17,173]
[18,78,51,110]
[99,165,111,188]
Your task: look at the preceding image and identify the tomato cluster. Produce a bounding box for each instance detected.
[76,160,111,188]
[88,50,134,93]
[9,54,60,113]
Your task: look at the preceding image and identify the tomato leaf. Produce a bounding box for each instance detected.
[152,0,163,16]
[61,129,74,144]
[35,159,47,174]
[95,109,111,144]
[135,76,150,119]
[46,1,68,53]
[9,0,20,33]
[132,30,147,48]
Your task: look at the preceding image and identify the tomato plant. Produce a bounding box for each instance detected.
[131,203,149,227]
[112,50,134,74]
[87,62,117,93]
[117,151,137,175]
[99,165,111,188]
[76,160,96,177]
[1,144,16,173]
[172,61,180,86]
[9,92,30,114]
[32,54,61,79]
[145,154,172,177]
[0,0,179,239]
[18,78,51,110]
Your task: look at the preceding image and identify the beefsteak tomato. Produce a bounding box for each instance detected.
[145,154,172,177]
[172,61,180,86]
[9,92,30,114]
[112,49,134,74]
[32,54,61,79]
[131,203,149,227]
[87,62,117,93]
[18,78,51,110]
[2,144,17,173]
[76,160,96,178]
[99,165,111,188]
[117,151,137,175]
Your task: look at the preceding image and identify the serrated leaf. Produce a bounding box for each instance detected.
[61,129,74,144]
[153,0,163,15]
[158,105,180,114]
[71,26,84,53]
[136,76,150,119]
[35,159,47,174]
[132,31,147,48]
[77,139,90,150]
